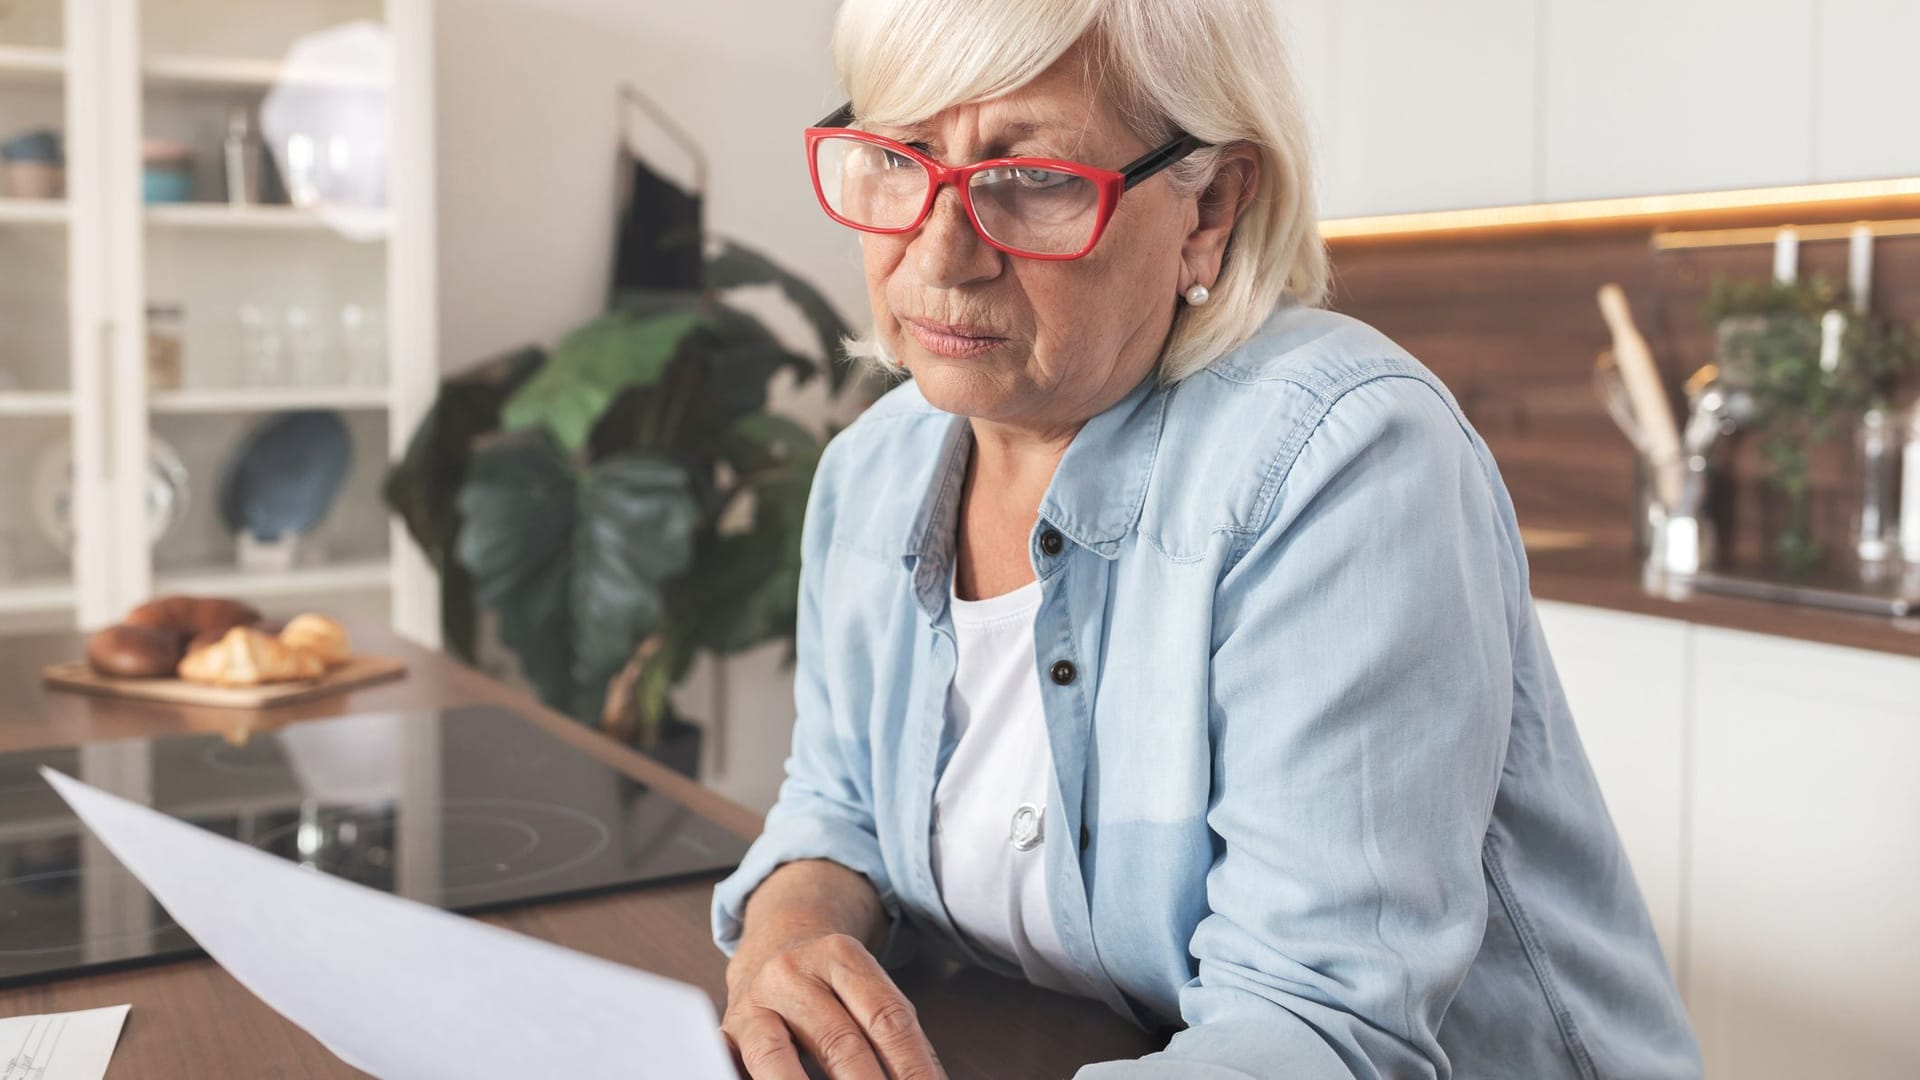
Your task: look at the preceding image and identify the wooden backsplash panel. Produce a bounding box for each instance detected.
[1326,230,1920,565]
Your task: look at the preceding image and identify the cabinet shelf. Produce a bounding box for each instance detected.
[0,391,73,416]
[150,386,388,413]
[0,576,76,616]
[154,559,392,600]
[144,53,388,92]
[0,44,65,83]
[0,199,69,226]
[145,202,391,235]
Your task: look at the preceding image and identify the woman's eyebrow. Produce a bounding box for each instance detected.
[882,118,1061,156]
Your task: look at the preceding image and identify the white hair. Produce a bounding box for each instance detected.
[829,0,1329,385]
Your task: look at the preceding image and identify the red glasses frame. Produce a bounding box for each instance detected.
[804,102,1208,261]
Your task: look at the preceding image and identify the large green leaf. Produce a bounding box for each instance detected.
[706,239,854,393]
[570,453,700,724]
[703,303,820,418]
[382,346,544,660]
[501,310,702,456]
[454,431,576,712]
[677,412,822,659]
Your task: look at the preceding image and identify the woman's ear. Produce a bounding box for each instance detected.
[1181,144,1260,288]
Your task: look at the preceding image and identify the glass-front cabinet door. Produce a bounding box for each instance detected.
[0,0,431,637]
[0,0,110,632]
[107,0,409,628]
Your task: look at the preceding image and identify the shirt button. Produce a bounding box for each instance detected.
[1049,659,1076,685]
[1039,528,1064,556]
[1010,803,1044,851]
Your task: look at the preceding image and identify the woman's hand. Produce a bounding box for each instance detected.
[723,930,944,1079]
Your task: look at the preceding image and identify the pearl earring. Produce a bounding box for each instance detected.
[1184,283,1210,306]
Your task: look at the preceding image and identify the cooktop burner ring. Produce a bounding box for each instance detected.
[238,797,613,898]
[435,797,612,898]
[0,869,179,957]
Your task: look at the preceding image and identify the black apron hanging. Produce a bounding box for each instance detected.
[609,85,706,304]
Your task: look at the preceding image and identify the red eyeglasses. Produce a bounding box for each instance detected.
[804,102,1208,261]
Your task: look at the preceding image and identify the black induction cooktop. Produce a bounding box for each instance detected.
[0,705,751,986]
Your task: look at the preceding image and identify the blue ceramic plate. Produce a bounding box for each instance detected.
[219,410,352,541]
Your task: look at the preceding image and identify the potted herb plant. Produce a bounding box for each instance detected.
[1703,275,1919,575]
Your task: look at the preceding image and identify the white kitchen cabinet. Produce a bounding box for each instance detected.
[1814,0,1920,182]
[0,0,438,641]
[1533,600,1689,975]
[1686,626,1920,1080]
[1316,0,1537,218]
[1541,0,1814,202]
[1267,0,1333,213]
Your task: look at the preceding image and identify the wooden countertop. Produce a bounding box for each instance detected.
[0,624,1157,1078]
[1526,537,1920,660]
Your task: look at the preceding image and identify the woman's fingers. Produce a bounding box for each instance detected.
[826,951,946,1080]
[722,1004,810,1080]
[730,953,887,1080]
[722,932,940,1079]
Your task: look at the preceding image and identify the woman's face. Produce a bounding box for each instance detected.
[859,48,1200,436]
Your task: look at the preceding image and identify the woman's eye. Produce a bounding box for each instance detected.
[1012,167,1071,189]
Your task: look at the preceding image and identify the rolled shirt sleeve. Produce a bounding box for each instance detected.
[710,434,912,965]
[1078,376,1521,1078]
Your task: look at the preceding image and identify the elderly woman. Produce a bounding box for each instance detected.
[712,1,1699,1077]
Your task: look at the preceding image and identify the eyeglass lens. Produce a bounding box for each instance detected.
[813,135,1101,256]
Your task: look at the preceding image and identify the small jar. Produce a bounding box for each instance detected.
[1,128,64,199]
[146,302,184,390]
[141,138,193,204]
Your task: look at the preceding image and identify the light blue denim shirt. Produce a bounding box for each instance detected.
[712,299,1701,1078]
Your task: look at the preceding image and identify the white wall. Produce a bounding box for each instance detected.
[435,0,866,811]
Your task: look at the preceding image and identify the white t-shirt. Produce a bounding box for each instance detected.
[929,566,1096,998]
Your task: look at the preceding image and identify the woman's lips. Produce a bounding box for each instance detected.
[903,318,1007,359]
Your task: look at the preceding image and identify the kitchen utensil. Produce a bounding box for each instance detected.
[218,410,351,542]
[224,105,259,206]
[1592,350,1649,453]
[1597,284,1685,509]
[30,435,188,550]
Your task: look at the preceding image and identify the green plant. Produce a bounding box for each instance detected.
[1703,274,1920,574]
[386,239,873,746]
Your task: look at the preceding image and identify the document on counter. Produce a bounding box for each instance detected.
[39,769,736,1080]
[0,1004,128,1080]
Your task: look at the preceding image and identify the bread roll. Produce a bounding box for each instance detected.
[85,624,184,679]
[279,614,351,668]
[89,595,264,677]
[177,626,325,687]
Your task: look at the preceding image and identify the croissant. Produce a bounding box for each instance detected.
[177,626,325,687]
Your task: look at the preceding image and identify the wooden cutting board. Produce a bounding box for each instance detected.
[42,654,407,709]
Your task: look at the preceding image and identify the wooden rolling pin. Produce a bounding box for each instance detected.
[1596,284,1684,509]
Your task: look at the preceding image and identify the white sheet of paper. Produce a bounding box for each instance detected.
[39,768,735,1080]
[0,1004,129,1080]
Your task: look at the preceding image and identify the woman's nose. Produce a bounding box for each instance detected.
[909,185,1002,288]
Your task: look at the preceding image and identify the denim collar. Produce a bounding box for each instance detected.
[899,368,1172,571]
